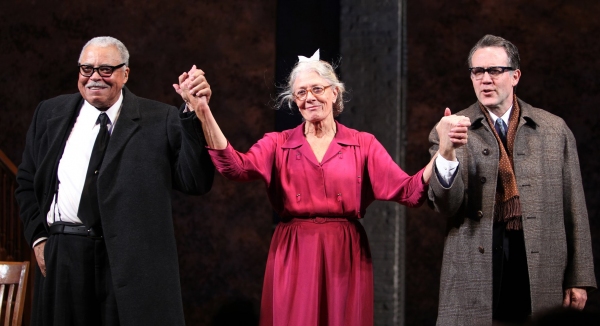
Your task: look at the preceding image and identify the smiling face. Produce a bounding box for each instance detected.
[78,44,129,110]
[470,46,521,116]
[293,70,338,123]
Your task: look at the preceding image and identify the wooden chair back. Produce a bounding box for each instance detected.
[0,262,29,326]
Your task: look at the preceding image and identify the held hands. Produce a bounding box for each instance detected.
[436,108,471,161]
[172,65,212,114]
[173,65,227,149]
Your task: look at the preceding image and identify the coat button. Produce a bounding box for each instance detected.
[482,149,490,155]
[94,170,99,175]
[480,177,486,183]
[478,246,485,254]
[476,210,483,218]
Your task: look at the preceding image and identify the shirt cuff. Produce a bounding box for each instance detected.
[435,154,459,187]
[33,237,48,248]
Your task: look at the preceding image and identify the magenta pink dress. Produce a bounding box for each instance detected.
[208,122,427,326]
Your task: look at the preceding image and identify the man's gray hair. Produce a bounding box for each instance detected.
[467,34,520,69]
[276,59,346,117]
[79,36,130,66]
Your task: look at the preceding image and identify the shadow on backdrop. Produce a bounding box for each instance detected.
[212,297,259,326]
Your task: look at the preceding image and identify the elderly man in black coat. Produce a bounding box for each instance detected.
[15,36,214,326]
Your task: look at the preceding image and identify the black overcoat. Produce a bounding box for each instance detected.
[15,87,214,325]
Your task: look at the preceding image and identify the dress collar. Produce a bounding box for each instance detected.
[281,120,359,149]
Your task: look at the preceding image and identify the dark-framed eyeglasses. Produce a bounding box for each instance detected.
[469,66,515,80]
[78,63,126,77]
[294,85,332,100]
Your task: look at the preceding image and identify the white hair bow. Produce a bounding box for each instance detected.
[298,49,320,62]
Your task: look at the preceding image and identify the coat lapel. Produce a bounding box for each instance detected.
[516,99,539,131]
[464,102,504,149]
[43,95,84,166]
[465,98,539,144]
[37,94,84,214]
[101,87,140,173]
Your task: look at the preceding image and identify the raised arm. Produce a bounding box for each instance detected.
[436,108,470,160]
[422,108,471,183]
[173,65,227,150]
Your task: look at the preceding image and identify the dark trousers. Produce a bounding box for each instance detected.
[31,232,120,326]
[493,224,532,323]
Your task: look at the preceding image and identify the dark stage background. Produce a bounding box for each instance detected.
[1,1,599,325]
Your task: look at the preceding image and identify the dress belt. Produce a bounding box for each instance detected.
[289,217,354,224]
[49,222,103,239]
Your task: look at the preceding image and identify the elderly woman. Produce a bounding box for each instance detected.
[174,53,469,326]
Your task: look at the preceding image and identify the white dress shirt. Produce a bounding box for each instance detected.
[34,92,123,246]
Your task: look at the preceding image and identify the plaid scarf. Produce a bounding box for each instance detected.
[479,95,522,230]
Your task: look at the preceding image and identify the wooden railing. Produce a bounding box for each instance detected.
[1,148,34,325]
[0,149,27,262]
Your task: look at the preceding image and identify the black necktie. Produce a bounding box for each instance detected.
[494,118,507,148]
[78,112,111,229]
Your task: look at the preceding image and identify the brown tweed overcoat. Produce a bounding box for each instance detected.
[428,98,596,325]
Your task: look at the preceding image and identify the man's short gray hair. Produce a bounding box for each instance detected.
[467,34,520,69]
[79,36,130,66]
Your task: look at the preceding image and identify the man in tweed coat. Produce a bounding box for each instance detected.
[428,34,596,325]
